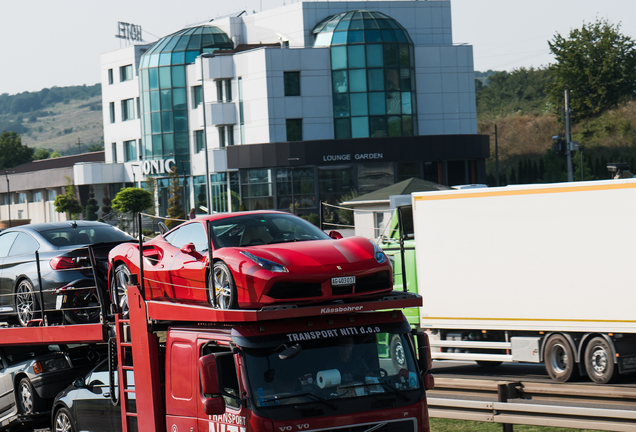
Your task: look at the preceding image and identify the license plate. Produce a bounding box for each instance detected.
[56,295,65,310]
[331,276,355,286]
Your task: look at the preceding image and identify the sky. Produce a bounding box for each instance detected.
[0,0,635,95]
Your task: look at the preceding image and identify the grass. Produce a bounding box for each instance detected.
[430,419,605,432]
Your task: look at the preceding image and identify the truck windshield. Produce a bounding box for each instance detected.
[241,326,419,408]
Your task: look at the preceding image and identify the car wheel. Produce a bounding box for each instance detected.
[64,289,101,325]
[112,264,132,317]
[17,377,43,415]
[54,407,76,432]
[210,261,238,309]
[15,279,38,327]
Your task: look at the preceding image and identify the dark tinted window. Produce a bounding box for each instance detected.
[9,233,40,256]
[0,232,18,258]
[39,225,133,247]
[3,345,59,364]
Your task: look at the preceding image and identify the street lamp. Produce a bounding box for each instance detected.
[199,53,215,215]
[4,170,13,228]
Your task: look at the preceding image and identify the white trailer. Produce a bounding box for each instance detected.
[412,179,636,384]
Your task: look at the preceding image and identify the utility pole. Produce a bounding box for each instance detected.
[77,137,82,155]
[565,90,573,182]
[494,125,500,186]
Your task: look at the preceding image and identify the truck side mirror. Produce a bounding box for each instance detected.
[328,230,343,239]
[204,397,226,415]
[414,331,432,374]
[200,355,221,395]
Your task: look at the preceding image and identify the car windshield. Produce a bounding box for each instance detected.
[39,226,133,247]
[241,323,420,408]
[2,345,64,364]
[209,213,330,248]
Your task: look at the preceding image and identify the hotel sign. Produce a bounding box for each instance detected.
[116,22,143,42]
[143,158,175,175]
[322,152,384,162]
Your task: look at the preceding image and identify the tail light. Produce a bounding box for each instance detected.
[50,255,90,270]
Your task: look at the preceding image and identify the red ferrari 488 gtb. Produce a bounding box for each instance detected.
[108,211,392,311]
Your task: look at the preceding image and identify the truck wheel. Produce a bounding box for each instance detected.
[390,335,406,369]
[53,407,76,432]
[544,334,578,382]
[584,337,618,384]
[210,262,238,309]
[17,377,43,415]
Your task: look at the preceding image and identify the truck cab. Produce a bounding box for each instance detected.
[164,310,430,432]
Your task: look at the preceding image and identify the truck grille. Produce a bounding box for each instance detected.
[312,419,415,432]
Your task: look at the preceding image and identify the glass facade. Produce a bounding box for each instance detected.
[138,25,233,175]
[313,10,416,139]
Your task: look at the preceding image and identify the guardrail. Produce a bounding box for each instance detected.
[428,377,636,431]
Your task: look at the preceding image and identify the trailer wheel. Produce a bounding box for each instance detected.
[584,337,618,384]
[544,334,578,382]
[210,261,238,309]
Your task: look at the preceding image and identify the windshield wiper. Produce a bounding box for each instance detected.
[261,392,336,410]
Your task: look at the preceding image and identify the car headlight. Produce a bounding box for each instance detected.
[33,357,71,374]
[241,251,288,273]
[369,240,388,264]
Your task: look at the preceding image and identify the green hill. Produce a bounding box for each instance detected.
[0,85,104,155]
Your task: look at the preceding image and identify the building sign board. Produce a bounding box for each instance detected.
[322,153,384,162]
[116,22,143,42]
[143,158,175,175]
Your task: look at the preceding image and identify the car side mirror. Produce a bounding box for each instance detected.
[328,230,343,240]
[74,377,86,388]
[180,243,203,260]
[158,222,168,235]
[204,397,226,415]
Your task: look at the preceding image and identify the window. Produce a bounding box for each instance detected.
[201,345,240,409]
[9,233,39,256]
[0,232,18,258]
[124,140,137,162]
[17,193,26,204]
[164,222,208,251]
[193,86,202,108]
[31,191,42,202]
[1,194,10,205]
[286,119,302,142]
[284,72,301,96]
[195,130,204,152]
[216,81,223,102]
[111,143,118,162]
[218,127,226,148]
[238,77,244,144]
[47,190,56,201]
[17,210,24,219]
[120,64,133,82]
[108,69,114,85]
[109,102,115,123]
[122,98,135,121]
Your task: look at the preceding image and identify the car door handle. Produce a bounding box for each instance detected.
[103,392,110,398]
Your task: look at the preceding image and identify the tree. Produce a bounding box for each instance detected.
[54,176,83,219]
[166,166,185,229]
[101,185,112,216]
[33,148,51,160]
[0,131,34,170]
[547,19,636,122]
[112,187,153,235]
[85,185,99,221]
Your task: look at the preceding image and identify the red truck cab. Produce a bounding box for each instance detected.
[161,309,431,432]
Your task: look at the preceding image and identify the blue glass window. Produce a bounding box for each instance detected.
[159,53,172,66]
[336,20,350,31]
[350,93,368,116]
[334,118,351,139]
[171,51,185,65]
[351,116,369,138]
[332,32,347,45]
[314,32,333,46]
[350,20,364,30]
[331,46,347,69]
[369,92,386,115]
[160,89,172,110]
[172,66,186,87]
[400,68,411,91]
[151,113,161,134]
[173,88,186,110]
[384,45,398,67]
[365,30,382,43]
[148,68,159,90]
[150,91,160,112]
[149,54,160,67]
[388,116,402,136]
[401,92,412,115]
[348,45,365,68]
[159,67,171,89]
[333,94,350,117]
[175,133,189,155]
[185,50,199,64]
[368,69,384,91]
[381,30,397,42]
[332,71,348,93]
[370,116,387,137]
[366,45,383,67]
[386,92,401,115]
[403,116,414,136]
[141,69,149,91]
[347,31,364,44]
[152,135,162,156]
[161,111,174,133]
[349,69,367,92]
[174,110,188,132]
[163,133,175,155]
[399,45,410,67]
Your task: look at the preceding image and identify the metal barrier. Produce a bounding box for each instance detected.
[428,377,636,431]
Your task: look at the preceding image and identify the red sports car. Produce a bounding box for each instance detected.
[108,211,392,311]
